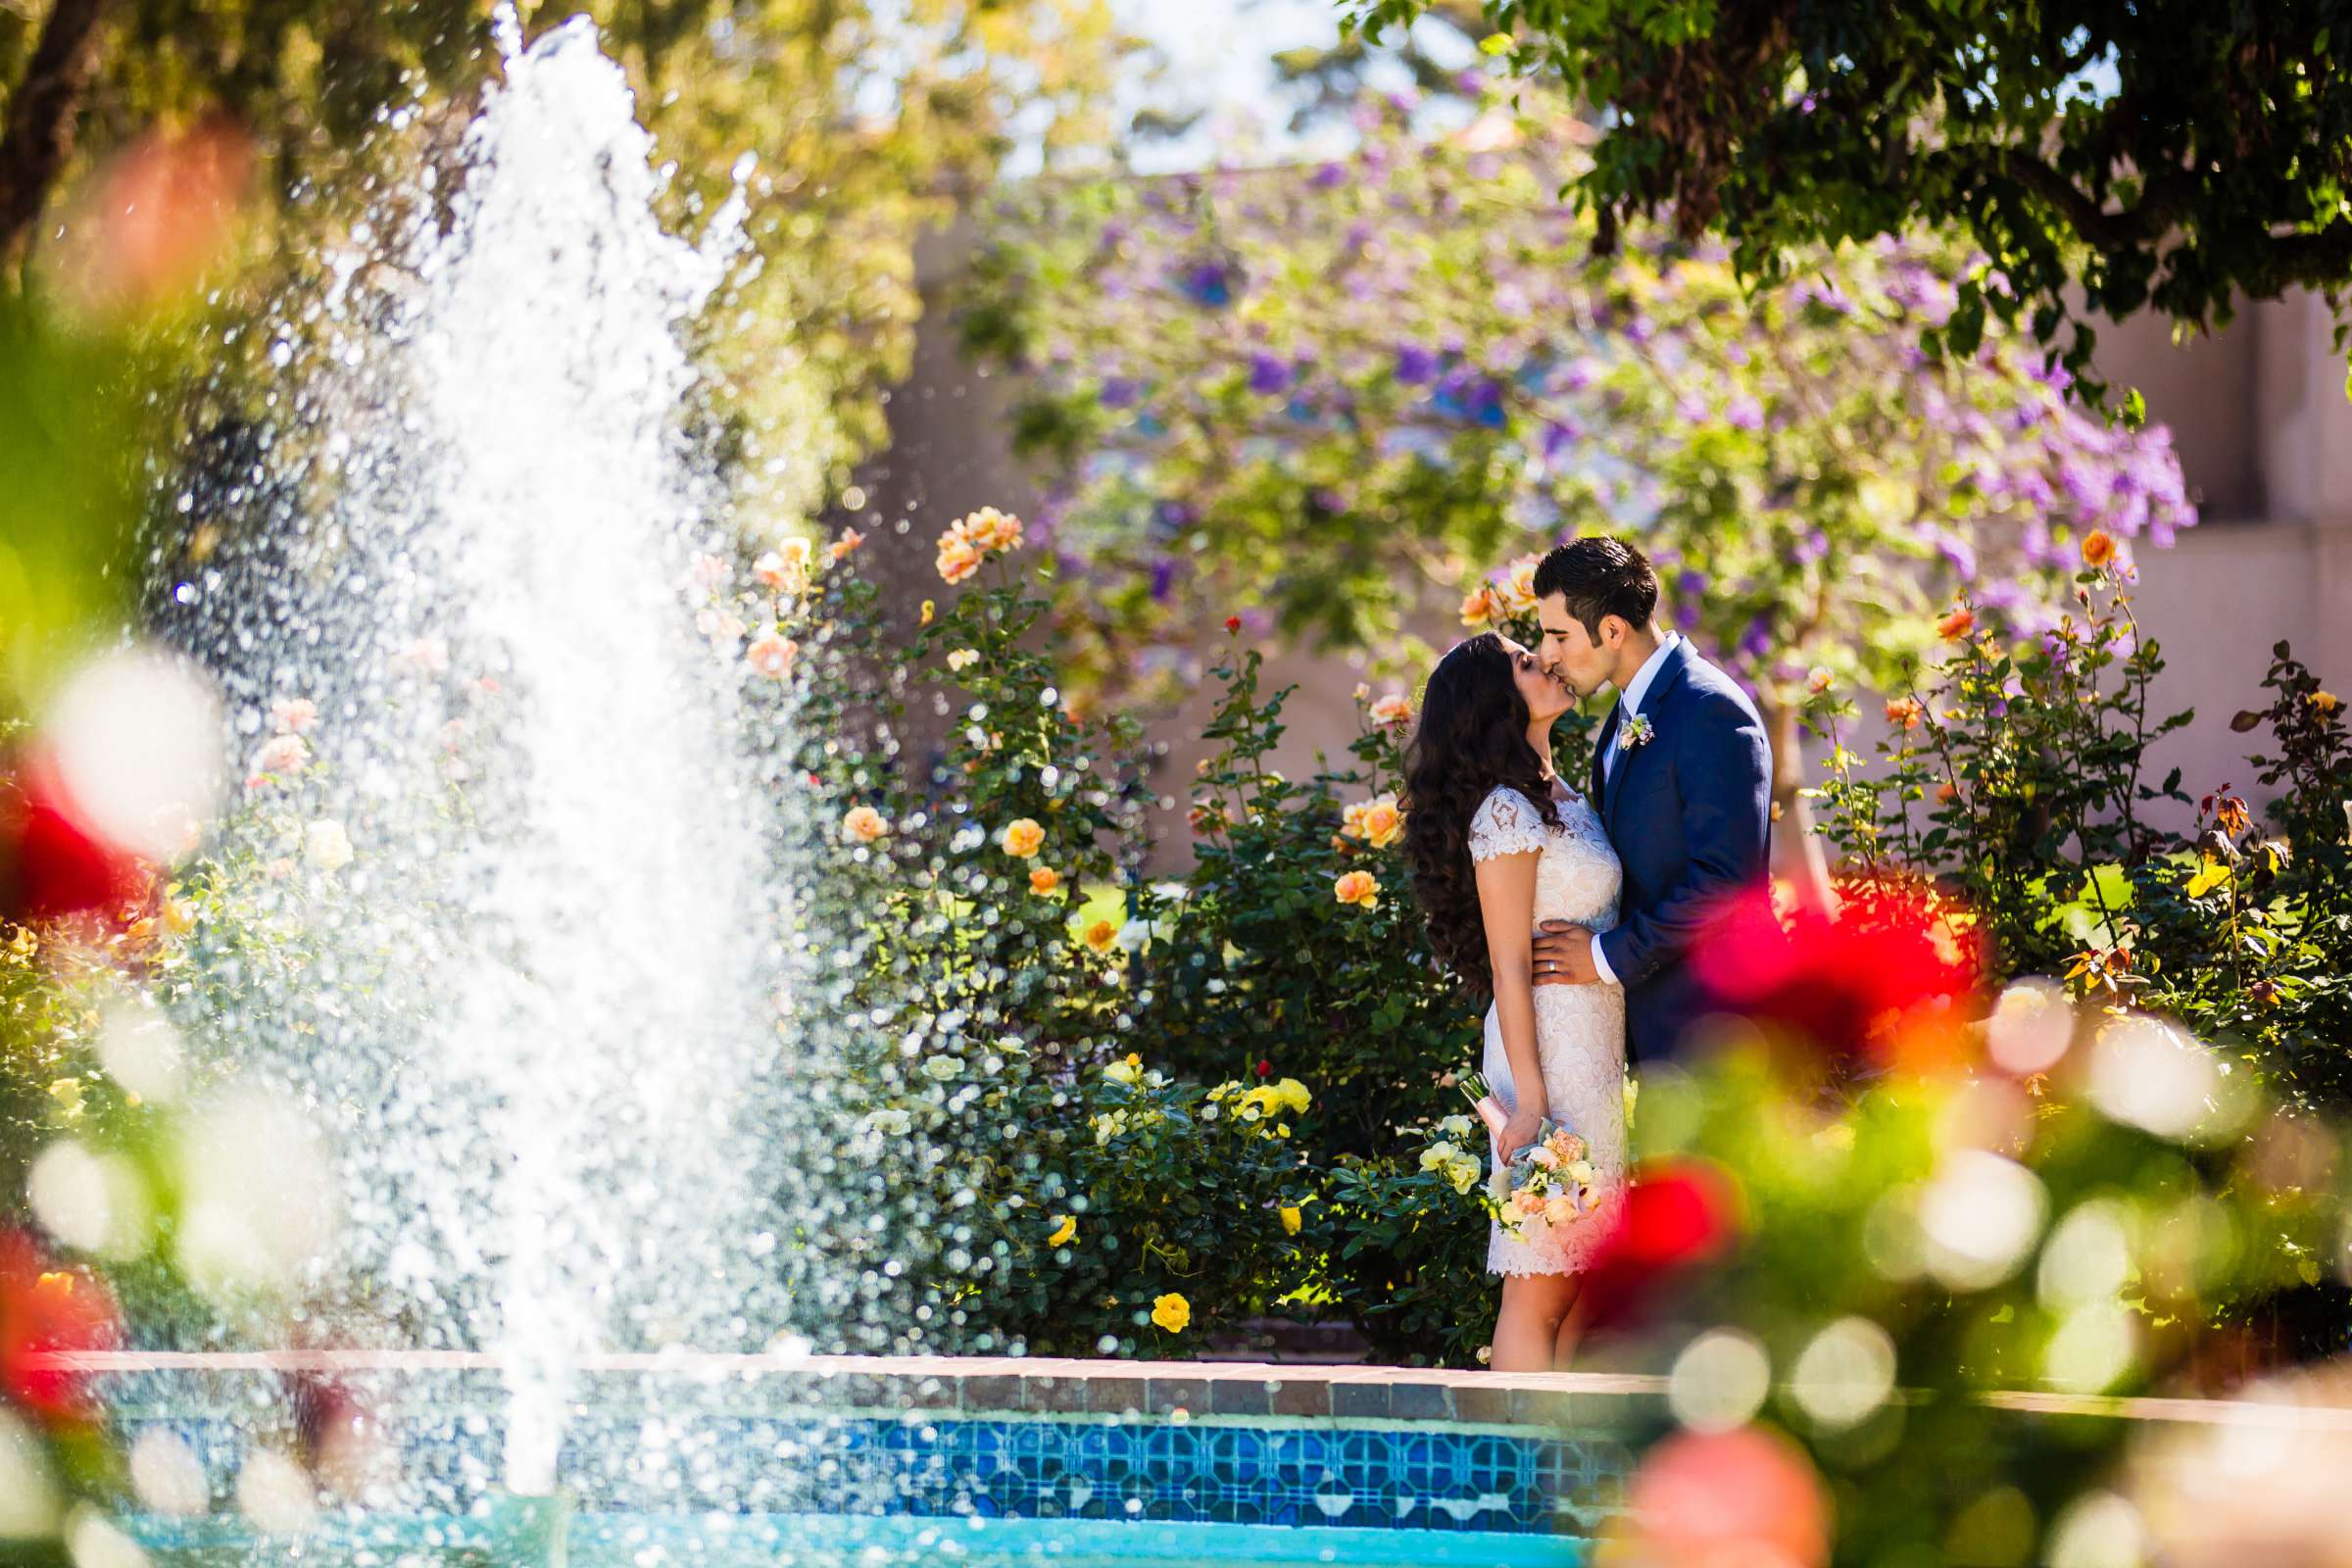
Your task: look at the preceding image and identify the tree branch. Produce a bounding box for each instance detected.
[0,0,109,278]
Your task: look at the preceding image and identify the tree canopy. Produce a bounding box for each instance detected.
[1344,0,2352,400]
[1,0,1136,528]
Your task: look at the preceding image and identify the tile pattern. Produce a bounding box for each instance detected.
[98,1364,1636,1538]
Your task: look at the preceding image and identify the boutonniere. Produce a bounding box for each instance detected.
[1617,713,1656,752]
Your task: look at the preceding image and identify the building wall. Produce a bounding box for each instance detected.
[842,251,2352,858]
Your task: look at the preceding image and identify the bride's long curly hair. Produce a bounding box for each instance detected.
[1401,633,1560,1000]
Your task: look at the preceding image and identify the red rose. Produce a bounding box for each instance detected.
[1690,882,1981,1073]
[1224,616,1242,634]
[2,756,149,925]
[0,1233,121,1423]
[1578,1160,1740,1336]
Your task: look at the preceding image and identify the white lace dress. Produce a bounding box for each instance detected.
[1469,784,1627,1277]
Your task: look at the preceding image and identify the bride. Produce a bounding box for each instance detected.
[1401,631,1626,1372]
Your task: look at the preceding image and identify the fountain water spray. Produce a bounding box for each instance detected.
[158,7,804,1506]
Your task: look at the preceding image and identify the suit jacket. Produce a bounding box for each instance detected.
[1589,639,1773,1064]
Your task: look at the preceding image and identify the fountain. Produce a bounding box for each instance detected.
[153,4,815,1517]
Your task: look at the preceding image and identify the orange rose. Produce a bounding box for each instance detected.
[2080,529,2117,568]
[1936,608,1976,641]
[1885,697,1924,731]
[1334,870,1381,909]
[1458,586,1499,629]
[1029,867,1062,896]
[1082,918,1119,955]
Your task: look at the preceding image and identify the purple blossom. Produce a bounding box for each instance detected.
[1248,353,1292,396]
[1676,568,1711,601]
[1793,529,1830,564]
[1395,344,1439,385]
[1931,529,1979,580]
[1625,315,1656,347]
[1562,356,1603,393]
[1542,420,1582,461]
[1100,376,1141,410]
[1177,262,1234,308]
[1310,162,1347,189]
[1150,560,1177,602]
[1726,397,1765,431]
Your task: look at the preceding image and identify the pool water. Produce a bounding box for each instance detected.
[124,1510,1584,1566]
[99,1363,1626,1566]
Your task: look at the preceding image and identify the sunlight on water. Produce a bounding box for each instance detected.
[156,4,811,1509]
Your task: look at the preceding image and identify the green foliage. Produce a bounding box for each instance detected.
[1804,566,2352,1115]
[1346,0,2352,399]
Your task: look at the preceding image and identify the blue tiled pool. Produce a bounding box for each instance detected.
[96,1358,1633,1565]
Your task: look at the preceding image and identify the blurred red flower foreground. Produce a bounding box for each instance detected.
[1579,1160,1740,1336]
[0,1232,121,1424]
[1692,881,1984,1073]
[1,753,150,925]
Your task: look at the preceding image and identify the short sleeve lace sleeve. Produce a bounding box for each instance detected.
[1468,787,1552,862]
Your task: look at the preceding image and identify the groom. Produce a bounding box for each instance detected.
[1526,537,1772,1064]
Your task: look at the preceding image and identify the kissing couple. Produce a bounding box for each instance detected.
[1399,536,1773,1373]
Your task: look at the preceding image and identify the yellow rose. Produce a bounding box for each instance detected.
[1082,918,1119,956]
[1047,1214,1077,1248]
[1279,1205,1302,1236]
[2312,690,2341,714]
[1103,1054,1142,1086]
[1358,799,1402,849]
[1333,870,1381,909]
[1000,818,1046,858]
[1271,1077,1311,1115]
[1029,867,1062,896]
[920,600,935,626]
[842,806,889,844]
[1151,1293,1191,1333]
[1499,556,1540,612]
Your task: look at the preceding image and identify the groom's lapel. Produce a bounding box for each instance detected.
[1603,642,1695,826]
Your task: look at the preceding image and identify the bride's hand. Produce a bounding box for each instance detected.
[1497,1108,1545,1161]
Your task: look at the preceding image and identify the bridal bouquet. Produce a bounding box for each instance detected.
[1460,1073,1600,1242]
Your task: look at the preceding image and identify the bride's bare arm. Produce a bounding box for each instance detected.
[1475,849,1548,1156]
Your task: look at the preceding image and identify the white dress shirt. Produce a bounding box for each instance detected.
[1591,633,1680,985]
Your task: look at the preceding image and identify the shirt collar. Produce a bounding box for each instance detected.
[1619,632,1682,718]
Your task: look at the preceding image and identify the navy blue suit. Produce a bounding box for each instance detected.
[1589,640,1773,1064]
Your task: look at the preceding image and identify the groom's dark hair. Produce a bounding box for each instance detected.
[1533,536,1659,641]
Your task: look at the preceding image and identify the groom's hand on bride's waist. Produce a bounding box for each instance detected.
[1531,921,1603,986]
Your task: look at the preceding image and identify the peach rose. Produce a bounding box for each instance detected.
[1334,870,1381,909]
[745,634,798,678]
[1368,694,1412,727]
[842,806,889,844]
[1000,818,1046,858]
[269,697,318,735]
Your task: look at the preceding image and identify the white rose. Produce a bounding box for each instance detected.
[304,820,354,872]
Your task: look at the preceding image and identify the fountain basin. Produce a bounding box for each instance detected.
[88,1351,1631,1565]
